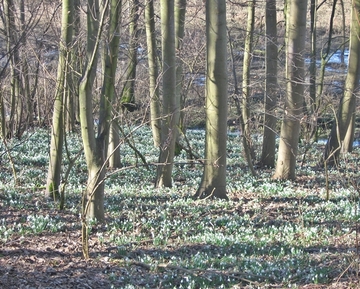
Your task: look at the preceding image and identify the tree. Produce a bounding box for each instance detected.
[69,0,82,128]
[155,0,179,188]
[309,0,317,114]
[145,0,161,147]
[120,0,139,111]
[46,0,74,200]
[79,0,108,221]
[240,0,256,175]
[4,0,21,139]
[260,0,278,167]
[322,0,360,164]
[194,0,228,199]
[175,0,187,135]
[273,0,307,180]
[105,0,122,169]
[19,0,32,131]
[317,0,338,100]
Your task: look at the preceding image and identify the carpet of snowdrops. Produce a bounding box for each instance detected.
[0,127,359,288]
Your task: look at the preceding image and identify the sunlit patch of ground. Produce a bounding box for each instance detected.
[1,128,360,288]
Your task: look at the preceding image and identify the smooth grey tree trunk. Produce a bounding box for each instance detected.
[273,0,307,180]
[260,0,278,167]
[175,0,187,135]
[46,0,74,200]
[241,0,256,175]
[104,0,122,169]
[145,0,161,147]
[156,0,179,188]
[79,0,108,222]
[121,0,139,111]
[194,0,228,199]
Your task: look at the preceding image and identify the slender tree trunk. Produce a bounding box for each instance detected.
[260,0,277,167]
[19,0,32,130]
[273,0,307,180]
[64,34,75,134]
[145,0,161,147]
[309,0,317,113]
[241,0,255,174]
[323,0,360,164]
[72,0,82,124]
[4,0,21,139]
[155,0,179,188]
[107,120,121,167]
[121,0,139,111]
[303,0,318,142]
[101,0,121,168]
[194,0,228,199]
[79,0,108,221]
[317,0,337,99]
[46,0,74,200]
[0,92,5,139]
[339,0,346,63]
[175,0,187,134]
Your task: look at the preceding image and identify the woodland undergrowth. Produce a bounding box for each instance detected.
[0,127,359,288]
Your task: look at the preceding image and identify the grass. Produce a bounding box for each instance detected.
[0,126,359,288]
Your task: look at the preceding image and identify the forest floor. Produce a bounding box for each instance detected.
[0,190,359,289]
[1,129,360,288]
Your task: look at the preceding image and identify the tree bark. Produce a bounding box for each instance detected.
[309,0,317,113]
[241,0,256,175]
[121,0,139,111]
[175,0,187,135]
[260,0,278,167]
[273,0,307,180]
[145,0,161,147]
[4,0,21,139]
[155,0,179,188]
[194,0,228,199]
[101,0,121,169]
[46,0,74,200]
[79,0,108,221]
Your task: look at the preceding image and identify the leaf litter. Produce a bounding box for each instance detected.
[0,128,360,288]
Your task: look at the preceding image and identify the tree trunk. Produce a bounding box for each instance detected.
[46,0,74,200]
[19,0,32,130]
[241,0,256,174]
[101,0,121,169]
[323,0,360,164]
[72,0,82,125]
[4,0,21,139]
[79,0,108,221]
[175,0,187,135]
[121,0,139,111]
[194,0,228,199]
[155,0,179,188]
[339,0,346,64]
[108,120,121,167]
[145,0,161,147]
[317,0,337,99]
[0,92,5,139]
[260,0,277,167]
[309,0,317,113]
[342,113,355,153]
[273,0,307,180]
